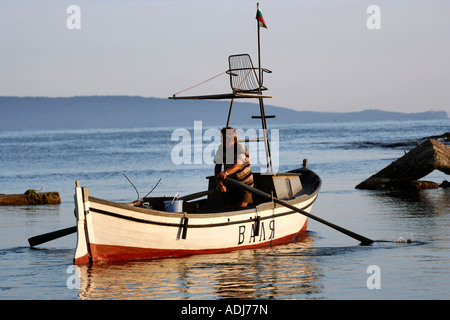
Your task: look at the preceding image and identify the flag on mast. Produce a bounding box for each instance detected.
[256,3,267,28]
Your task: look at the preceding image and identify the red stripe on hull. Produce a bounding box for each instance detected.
[85,221,308,263]
[74,253,90,265]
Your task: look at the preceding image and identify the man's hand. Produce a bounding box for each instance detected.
[216,172,227,193]
[217,180,227,192]
[217,171,227,180]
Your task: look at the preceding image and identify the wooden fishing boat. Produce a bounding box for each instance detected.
[74,168,321,264]
[73,4,322,264]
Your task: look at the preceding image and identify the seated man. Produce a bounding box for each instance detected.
[214,127,254,207]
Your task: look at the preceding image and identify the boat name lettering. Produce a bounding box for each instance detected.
[238,219,274,245]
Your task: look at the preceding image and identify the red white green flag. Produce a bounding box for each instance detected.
[256,3,267,28]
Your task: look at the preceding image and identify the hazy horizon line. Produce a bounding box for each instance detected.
[1,95,447,116]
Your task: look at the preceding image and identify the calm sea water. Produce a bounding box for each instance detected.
[0,119,449,300]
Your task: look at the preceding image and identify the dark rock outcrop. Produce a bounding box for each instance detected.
[356,139,450,190]
[0,190,61,206]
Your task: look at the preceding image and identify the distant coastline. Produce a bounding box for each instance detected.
[0,96,447,130]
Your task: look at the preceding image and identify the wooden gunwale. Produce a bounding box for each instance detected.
[87,193,318,229]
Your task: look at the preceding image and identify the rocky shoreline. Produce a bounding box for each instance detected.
[356,134,450,191]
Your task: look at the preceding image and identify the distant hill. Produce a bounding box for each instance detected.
[0,96,447,130]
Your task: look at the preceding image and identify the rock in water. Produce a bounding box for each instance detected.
[356,139,450,190]
[0,190,61,206]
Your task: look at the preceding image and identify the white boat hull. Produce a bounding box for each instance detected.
[74,170,321,264]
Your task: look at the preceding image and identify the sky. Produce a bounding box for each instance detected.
[1,0,449,114]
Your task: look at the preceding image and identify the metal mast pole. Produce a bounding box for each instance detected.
[257,3,262,86]
[256,3,273,173]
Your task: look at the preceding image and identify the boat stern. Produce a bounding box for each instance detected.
[74,181,91,264]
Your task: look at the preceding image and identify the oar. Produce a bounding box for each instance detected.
[179,189,216,201]
[224,177,374,245]
[28,226,77,247]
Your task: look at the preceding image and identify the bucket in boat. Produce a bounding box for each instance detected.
[164,200,183,212]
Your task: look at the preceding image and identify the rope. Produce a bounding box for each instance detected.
[172,66,261,97]
[234,69,253,92]
[173,71,227,97]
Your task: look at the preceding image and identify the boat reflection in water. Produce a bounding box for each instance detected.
[76,233,323,300]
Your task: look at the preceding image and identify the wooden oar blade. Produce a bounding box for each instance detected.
[28,226,77,247]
